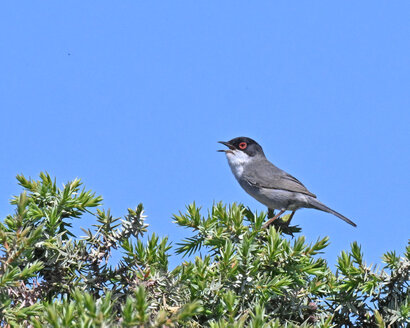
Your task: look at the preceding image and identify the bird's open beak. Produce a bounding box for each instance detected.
[218,141,235,153]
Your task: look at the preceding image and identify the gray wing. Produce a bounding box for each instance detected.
[243,159,317,198]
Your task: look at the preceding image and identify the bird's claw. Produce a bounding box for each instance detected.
[263,212,299,237]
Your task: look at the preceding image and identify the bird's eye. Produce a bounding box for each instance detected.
[239,142,247,150]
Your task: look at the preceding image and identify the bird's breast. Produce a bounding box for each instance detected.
[226,153,246,179]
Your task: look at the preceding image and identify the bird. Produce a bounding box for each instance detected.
[218,137,357,228]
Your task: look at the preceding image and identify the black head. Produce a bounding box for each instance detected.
[218,137,265,157]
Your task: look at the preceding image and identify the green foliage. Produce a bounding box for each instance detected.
[0,173,408,327]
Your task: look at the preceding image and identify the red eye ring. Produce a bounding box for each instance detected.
[239,142,247,150]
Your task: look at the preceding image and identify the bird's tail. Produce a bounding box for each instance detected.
[307,198,357,227]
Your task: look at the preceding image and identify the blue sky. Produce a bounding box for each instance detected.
[1,2,409,268]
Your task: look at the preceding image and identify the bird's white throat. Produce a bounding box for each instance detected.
[226,150,251,179]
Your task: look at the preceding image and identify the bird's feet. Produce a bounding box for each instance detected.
[263,210,299,236]
[262,209,285,229]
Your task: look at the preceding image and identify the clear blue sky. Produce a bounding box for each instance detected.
[1,2,409,268]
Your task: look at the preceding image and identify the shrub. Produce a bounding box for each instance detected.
[0,173,408,327]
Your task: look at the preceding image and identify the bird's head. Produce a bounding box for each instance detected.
[218,137,265,166]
